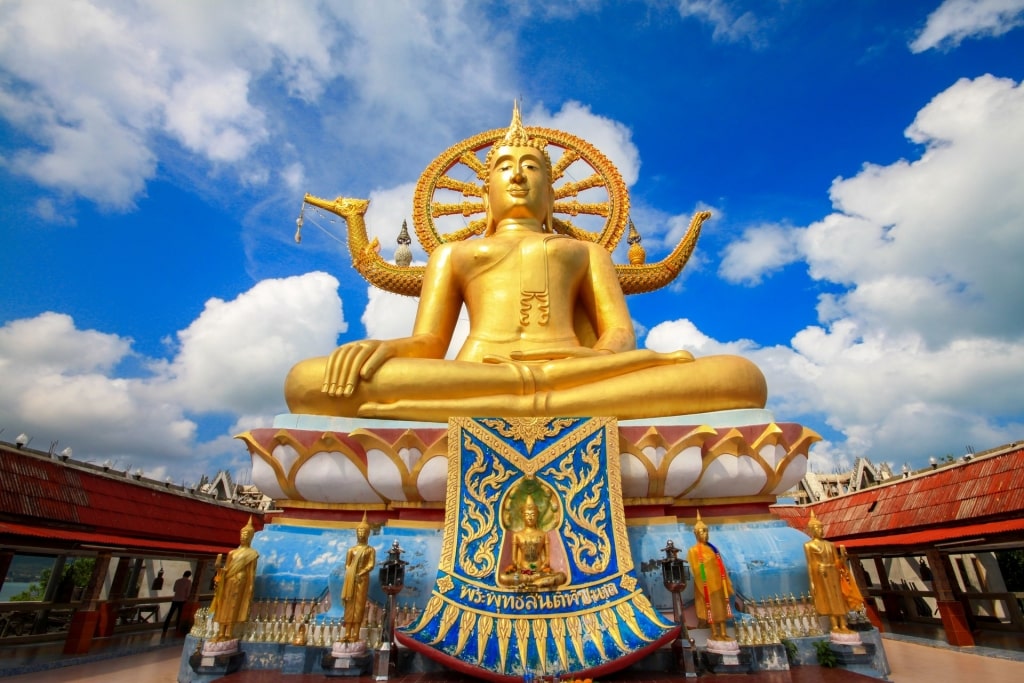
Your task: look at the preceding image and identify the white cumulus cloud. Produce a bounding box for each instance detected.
[0,272,347,478]
[165,273,346,414]
[910,0,1024,53]
[716,75,1024,467]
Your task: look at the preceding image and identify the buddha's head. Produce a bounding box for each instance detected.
[240,516,255,546]
[482,103,555,234]
[522,495,539,528]
[693,511,709,543]
[807,511,824,540]
[356,512,371,543]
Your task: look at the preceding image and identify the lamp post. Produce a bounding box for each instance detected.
[661,540,697,677]
[374,541,407,681]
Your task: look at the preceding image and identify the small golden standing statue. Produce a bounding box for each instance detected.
[210,517,259,642]
[498,490,567,590]
[804,512,855,635]
[686,512,734,642]
[341,513,376,642]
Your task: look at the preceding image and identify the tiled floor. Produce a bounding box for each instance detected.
[3,626,1024,682]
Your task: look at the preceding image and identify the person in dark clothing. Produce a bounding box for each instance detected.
[162,570,192,636]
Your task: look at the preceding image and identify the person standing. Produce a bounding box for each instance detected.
[162,570,192,636]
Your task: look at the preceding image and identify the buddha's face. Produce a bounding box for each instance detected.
[241,529,254,545]
[484,145,553,231]
[809,523,823,539]
[695,526,708,543]
[357,526,369,543]
[523,506,538,528]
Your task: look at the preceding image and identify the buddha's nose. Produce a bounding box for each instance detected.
[511,169,525,182]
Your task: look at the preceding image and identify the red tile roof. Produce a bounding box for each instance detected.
[0,443,262,555]
[772,441,1024,550]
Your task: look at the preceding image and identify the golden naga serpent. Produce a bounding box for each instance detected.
[302,126,708,296]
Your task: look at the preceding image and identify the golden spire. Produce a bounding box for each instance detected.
[243,515,255,533]
[501,100,531,147]
[483,102,552,178]
[808,509,822,528]
[357,510,370,531]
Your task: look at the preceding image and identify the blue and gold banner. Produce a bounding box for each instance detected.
[397,417,676,680]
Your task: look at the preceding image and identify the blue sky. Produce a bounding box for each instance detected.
[1,0,1023,485]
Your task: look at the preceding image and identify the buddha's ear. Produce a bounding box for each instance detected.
[545,186,556,232]
[482,183,496,235]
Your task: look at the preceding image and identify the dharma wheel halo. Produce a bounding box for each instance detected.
[412,125,630,254]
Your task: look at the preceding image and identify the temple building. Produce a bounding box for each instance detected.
[0,437,263,657]
[5,428,1024,673]
[774,439,1024,648]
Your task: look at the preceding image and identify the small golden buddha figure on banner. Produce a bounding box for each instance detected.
[498,490,567,591]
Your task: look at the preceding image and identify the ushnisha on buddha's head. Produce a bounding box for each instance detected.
[482,103,556,235]
[807,510,824,539]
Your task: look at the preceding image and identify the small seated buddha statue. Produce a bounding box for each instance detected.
[498,495,567,590]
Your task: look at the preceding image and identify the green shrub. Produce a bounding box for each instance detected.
[813,639,837,668]
[781,638,798,665]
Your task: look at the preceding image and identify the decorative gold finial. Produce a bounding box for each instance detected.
[395,220,412,267]
[243,515,255,534]
[357,511,370,531]
[627,220,646,265]
[524,495,538,513]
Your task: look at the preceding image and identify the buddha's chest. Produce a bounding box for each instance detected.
[456,235,589,291]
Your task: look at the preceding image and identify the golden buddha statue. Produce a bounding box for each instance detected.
[687,512,734,641]
[837,544,865,613]
[498,493,567,590]
[210,517,259,642]
[804,512,854,634]
[284,106,767,423]
[341,514,376,642]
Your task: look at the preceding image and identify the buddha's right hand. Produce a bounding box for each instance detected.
[322,340,396,397]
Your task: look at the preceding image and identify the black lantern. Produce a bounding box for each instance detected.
[660,540,697,677]
[375,541,408,681]
[660,540,690,595]
[379,541,408,594]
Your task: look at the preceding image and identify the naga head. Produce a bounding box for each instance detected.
[331,197,370,218]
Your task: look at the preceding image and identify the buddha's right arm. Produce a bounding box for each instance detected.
[322,333,449,397]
